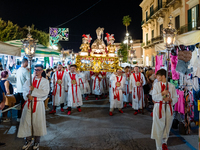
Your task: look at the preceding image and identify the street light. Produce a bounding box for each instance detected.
[163,15,176,123]
[123,32,133,55]
[118,51,123,66]
[163,15,176,87]
[21,26,38,140]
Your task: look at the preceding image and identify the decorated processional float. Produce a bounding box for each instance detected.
[75,27,121,72]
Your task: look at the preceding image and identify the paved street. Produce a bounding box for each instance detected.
[0,95,198,150]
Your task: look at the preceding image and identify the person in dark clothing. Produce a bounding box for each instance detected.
[0,85,6,147]
[0,71,14,122]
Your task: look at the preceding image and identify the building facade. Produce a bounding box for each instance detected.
[114,40,143,66]
[140,0,200,66]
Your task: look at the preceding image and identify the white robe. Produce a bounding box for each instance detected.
[65,72,83,107]
[110,75,125,109]
[123,73,131,103]
[79,72,85,95]
[129,73,146,109]
[107,72,113,102]
[83,71,91,94]
[18,77,49,138]
[151,82,178,141]
[91,74,103,95]
[52,71,66,106]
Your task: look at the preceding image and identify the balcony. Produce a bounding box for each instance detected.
[177,20,200,35]
[150,3,168,19]
[166,0,180,7]
[142,3,167,27]
[143,35,163,49]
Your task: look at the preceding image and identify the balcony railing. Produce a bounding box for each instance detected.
[177,20,200,35]
[142,2,167,26]
[143,35,163,47]
[151,35,163,44]
[166,0,178,6]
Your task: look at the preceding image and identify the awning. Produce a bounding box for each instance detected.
[0,41,21,56]
[5,40,60,57]
[155,30,200,51]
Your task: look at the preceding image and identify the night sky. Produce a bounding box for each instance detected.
[0,0,143,52]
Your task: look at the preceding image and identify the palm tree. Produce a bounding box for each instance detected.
[122,15,131,33]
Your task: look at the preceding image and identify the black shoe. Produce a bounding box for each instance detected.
[0,142,5,147]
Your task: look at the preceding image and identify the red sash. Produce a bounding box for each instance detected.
[93,76,101,90]
[157,82,173,119]
[79,78,84,89]
[133,73,142,100]
[55,71,64,97]
[27,77,42,113]
[66,69,68,72]
[113,76,122,101]
[69,72,79,103]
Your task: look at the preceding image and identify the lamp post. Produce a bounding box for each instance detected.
[130,53,134,67]
[163,15,176,126]
[21,26,37,140]
[163,15,176,90]
[123,32,133,56]
[118,51,123,67]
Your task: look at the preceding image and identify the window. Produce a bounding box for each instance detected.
[192,6,197,28]
[150,5,154,16]
[146,33,148,45]
[188,5,199,31]
[175,15,180,30]
[146,11,148,21]
[160,24,163,36]
[152,30,154,39]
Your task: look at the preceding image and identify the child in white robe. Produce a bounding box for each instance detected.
[151,69,178,150]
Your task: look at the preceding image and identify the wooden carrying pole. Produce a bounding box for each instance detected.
[29,58,34,140]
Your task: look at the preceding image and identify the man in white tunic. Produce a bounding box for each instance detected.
[83,71,91,100]
[91,72,103,100]
[109,69,125,116]
[65,65,83,115]
[123,66,131,108]
[151,69,178,150]
[79,71,86,96]
[49,64,66,114]
[129,66,146,115]
[18,64,49,150]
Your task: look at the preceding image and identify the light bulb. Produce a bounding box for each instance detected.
[167,37,172,45]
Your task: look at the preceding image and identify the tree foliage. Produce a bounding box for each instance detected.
[0,18,49,46]
[117,43,130,63]
[122,15,131,31]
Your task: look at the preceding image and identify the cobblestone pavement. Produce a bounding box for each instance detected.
[0,95,198,150]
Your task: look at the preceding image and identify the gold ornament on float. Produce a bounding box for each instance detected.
[76,27,121,72]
